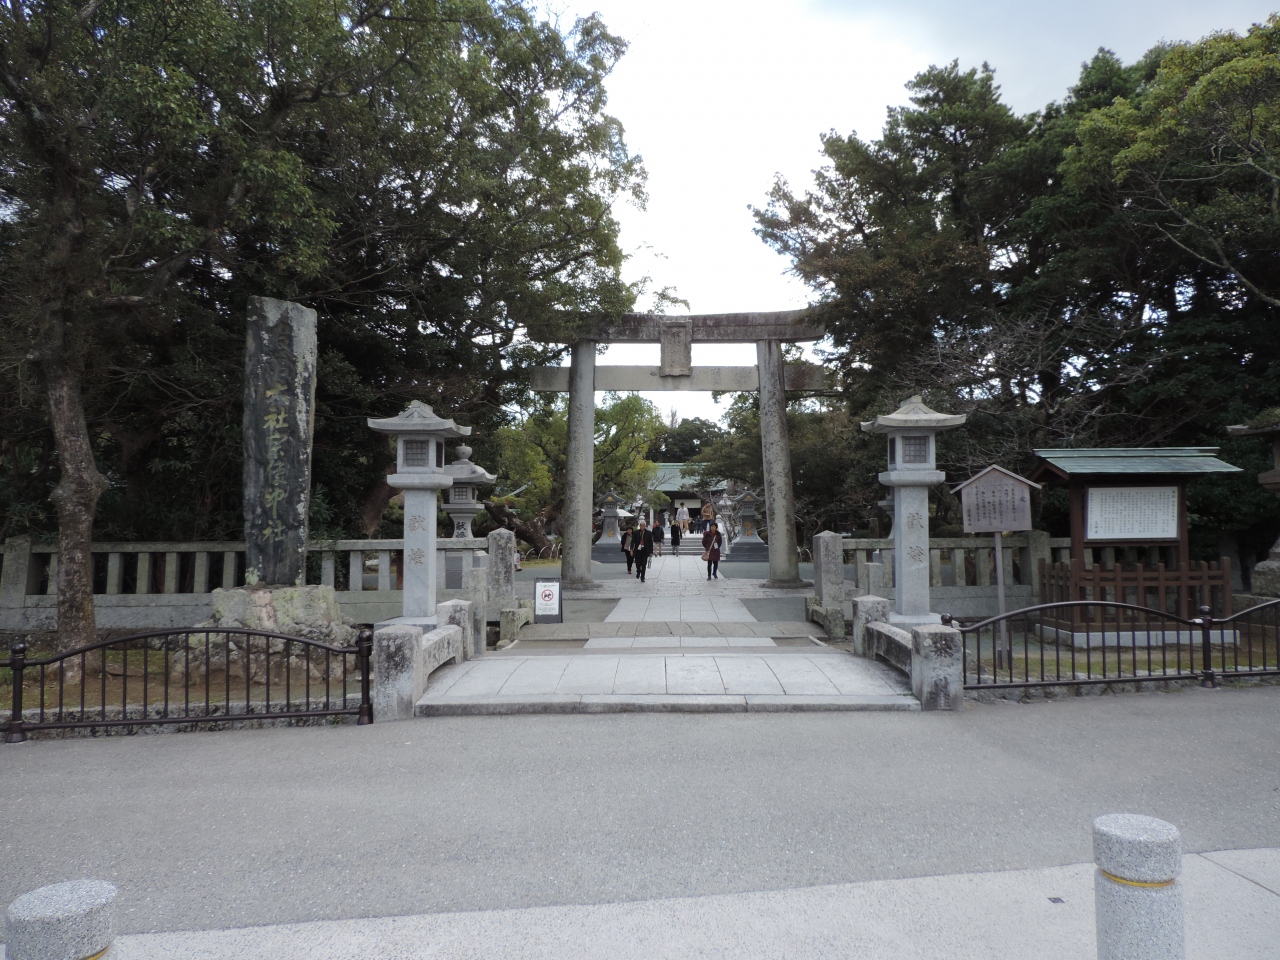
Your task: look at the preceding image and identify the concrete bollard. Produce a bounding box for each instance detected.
[1093,814,1185,960]
[5,879,117,960]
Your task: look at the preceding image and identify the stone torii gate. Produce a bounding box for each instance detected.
[528,311,825,589]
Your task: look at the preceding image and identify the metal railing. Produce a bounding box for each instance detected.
[947,599,1280,691]
[3,628,373,743]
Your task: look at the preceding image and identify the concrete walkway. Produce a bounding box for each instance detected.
[77,847,1280,959]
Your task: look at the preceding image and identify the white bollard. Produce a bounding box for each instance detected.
[1093,814,1185,960]
[5,879,117,960]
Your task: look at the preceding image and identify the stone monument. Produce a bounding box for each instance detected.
[368,402,470,623]
[861,395,966,625]
[197,296,352,649]
[242,296,318,587]
[443,445,496,538]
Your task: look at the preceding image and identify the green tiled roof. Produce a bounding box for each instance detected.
[651,462,724,492]
[1032,448,1241,476]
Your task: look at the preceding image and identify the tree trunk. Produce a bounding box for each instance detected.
[484,501,554,557]
[44,357,109,652]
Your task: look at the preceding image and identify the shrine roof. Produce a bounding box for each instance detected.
[1031,448,1241,480]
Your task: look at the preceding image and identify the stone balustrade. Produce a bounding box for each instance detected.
[0,535,493,632]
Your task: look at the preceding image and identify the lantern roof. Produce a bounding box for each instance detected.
[445,444,496,485]
[367,401,471,438]
[860,395,966,434]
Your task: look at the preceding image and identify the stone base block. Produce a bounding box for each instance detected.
[1249,558,1280,597]
[372,621,463,721]
[498,600,534,647]
[722,541,768,561]
[203,584,356,645]
[5,878,117,960]
[805,597,847,639]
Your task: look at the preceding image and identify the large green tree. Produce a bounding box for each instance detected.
[753,29,1280,556]
[0,0,641,646]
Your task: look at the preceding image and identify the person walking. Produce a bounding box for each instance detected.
[669,520,682,557]
[621,524,634,574]
[653,518,665,557]
[700,501,714,534]
[702,521,723,580]
[676,504,690,534]
[633,520,654,583]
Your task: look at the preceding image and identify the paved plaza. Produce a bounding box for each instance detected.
[1,686,1278,957]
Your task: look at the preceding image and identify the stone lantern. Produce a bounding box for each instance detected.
[368,401,470,622]
[861,395,966,624]
[730,490,768,560]
[443,445,496,539]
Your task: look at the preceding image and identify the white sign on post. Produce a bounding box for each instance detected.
[1086,486,1178,541]
[533,578,562,624]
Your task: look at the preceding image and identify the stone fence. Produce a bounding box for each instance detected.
[0,535,495,632]
[838,531,1071,618]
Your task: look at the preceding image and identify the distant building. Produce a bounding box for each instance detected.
[651,462,725,515]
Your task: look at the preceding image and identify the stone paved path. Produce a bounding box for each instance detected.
[416,648,914,714]
[563,554,811,600]
[425,552,914,713]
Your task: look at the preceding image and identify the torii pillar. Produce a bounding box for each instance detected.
[530,312,826,589]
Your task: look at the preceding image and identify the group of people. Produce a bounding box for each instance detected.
[620,515,723,582]
[673,501,717,534]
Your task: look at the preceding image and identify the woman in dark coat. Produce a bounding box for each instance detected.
[669,520,682,556]
[621,525,634,574]
[702,521,723,580]
[633,521,654,583]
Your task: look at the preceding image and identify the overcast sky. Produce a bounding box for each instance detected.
[545,1,1272,425]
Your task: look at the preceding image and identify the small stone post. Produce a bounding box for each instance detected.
[1093,814,1185,960]
[243,296,318,587]
[5,879,117,960]
[806,531,847,638]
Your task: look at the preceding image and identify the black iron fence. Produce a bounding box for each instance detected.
[946,599,1280,691]
[3,627,373,743]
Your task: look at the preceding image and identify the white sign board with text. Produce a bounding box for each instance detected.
[1086,486,1178,541]
[534,578,563,624]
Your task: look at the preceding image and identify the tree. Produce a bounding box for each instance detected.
[646,417,724,462]
[483,393,665,552]
[1069,17,1280,308]
[752,36,1280,556]
[0,0,642,646]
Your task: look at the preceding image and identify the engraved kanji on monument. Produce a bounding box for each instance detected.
[243,296,318,586]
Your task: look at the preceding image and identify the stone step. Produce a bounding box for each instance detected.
[515,621,826,640]
[415,693,919,715]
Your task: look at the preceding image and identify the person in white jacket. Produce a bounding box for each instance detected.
[675,504,690,534]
